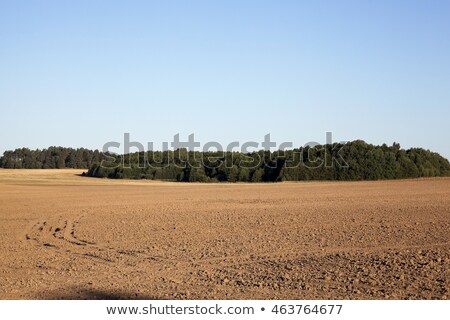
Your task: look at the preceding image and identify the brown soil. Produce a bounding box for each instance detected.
[0,169,448,299]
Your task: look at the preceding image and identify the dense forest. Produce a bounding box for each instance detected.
[87,141,450,182]
[1,141,449,182]
[0,147,104,169]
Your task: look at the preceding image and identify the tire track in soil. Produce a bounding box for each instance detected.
[24,214,450,267]
[24,216,186,269]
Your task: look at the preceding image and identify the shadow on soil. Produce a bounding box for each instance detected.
[74,173,88,177]
[36,287,160,300]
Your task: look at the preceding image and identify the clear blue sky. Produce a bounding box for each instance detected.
[1,0,449,158]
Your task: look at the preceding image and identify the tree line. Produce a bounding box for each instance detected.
[0,147,103,169]
[86,140,450,182]
[1,142,448,182]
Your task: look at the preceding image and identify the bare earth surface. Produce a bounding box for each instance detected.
[0,169,448,299]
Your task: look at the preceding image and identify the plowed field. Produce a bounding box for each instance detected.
[0,169,448,299]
